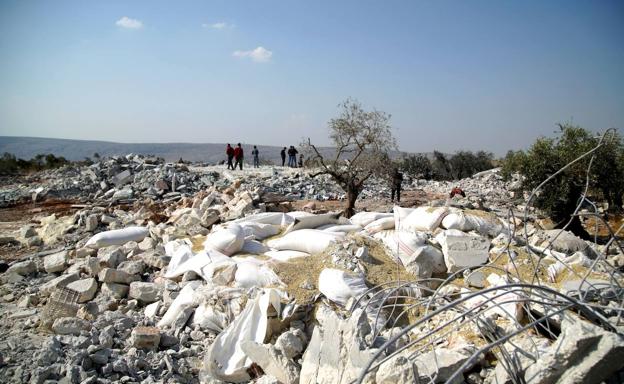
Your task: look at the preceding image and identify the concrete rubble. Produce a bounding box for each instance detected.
[0,157,622,384]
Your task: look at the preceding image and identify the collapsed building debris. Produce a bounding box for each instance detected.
[0,153,622,384]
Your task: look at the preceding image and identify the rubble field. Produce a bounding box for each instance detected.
[0,154,623,384]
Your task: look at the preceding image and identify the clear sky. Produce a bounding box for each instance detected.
[1,0,622,155]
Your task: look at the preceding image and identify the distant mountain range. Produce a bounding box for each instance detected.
[0,136,419,164]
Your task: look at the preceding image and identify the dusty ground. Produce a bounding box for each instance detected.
[0,199,80,261]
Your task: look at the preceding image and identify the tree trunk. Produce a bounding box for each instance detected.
[344,187,359,218]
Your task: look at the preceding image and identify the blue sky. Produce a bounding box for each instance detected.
[1,0,622,155]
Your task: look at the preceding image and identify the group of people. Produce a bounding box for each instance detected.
[225,144,304,170]
[280,146,303,168]
[225,143,261,170]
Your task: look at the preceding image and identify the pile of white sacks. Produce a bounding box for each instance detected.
[82,205,499,381]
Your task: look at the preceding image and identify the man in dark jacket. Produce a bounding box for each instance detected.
[233,143,244,170]
[391,168,403,202]
[226,144,234,170]
[280,147,286,166]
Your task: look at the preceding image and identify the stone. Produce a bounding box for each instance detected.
[66,278,98,303]
[17,293,39,308]
[51,317,91,336]
[414,347,475,383]
[90,348,111,365]
[44,251,68,273]
[113,170,133,187]
[131,326,161,350]
[190,330,206,341]
[300,305,378,384]
[40,272,80,295]
[7,260,37,276]
[27,236,43,247]
[275,329,306,359]
[97,246,126,268]
[524,318,624,384]
[138,237,156,251]
[465,270,486,288]
[201,210,220,227]
[101,282,129,299]
[21,225,37,238]
[375,353,418,384]
[85,256,102,276]
[76,247,96,258]
[241,341,300,384]
[144,301,161,318]
[85,215,99,232]
[98,268,139,284]
[117,260,145,275]
[128,282,162,303]
[140,250,169,269]
[436,230,490,272]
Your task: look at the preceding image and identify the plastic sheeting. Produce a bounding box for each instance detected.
[203,288,283,382]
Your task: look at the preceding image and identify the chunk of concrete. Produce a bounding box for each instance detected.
[241,341,300,384]
[131,326,161,350]
[7,260,37,276]
[98,268,139,284]
[128,282,162,303]
[97,246,126,268]
[85,214,99,232]
[300,305,379,384]
[66,278,98,303]
[524,318,624,384]
[44,251,68,273]
[101,282,129,299]
[40,273,80,295]
[51,317,91,336]
[435,230,490,272]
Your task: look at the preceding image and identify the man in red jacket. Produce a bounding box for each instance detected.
[225,144,234,170]
[233,143,244,170]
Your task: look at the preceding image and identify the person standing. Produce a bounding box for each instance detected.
[252,145,260,168]
[391,168,403,202]
[280,147,286,167]
[298,154,304,168]
[225,144,234,170]
[233,143,244,170]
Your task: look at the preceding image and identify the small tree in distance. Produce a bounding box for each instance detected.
[302,98,396,217]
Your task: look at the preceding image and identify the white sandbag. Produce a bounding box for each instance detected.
[264,250,309,262]
[234,259,283,289]
[204,223,245,255]
[238,222,281,240]
[400,206,449,232]
[164,243,195,276]
[266,229,344,254]
[204,288,282,382]
[240,239,269,254]
[283,212,341,234]
[318,268,368,306]
[364,216,395,234]
[165,249,236,282]
[157,281,202,328]
[193,303,229,333]
[317,224,363,233]
[350,211,393,227]
[85,227,149,249]
[441,209,503,237]
[374,230,428,261]
[233,212,287,226]
[393,206,415,229]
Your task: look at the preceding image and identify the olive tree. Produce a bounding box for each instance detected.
[501,124,624,238]
[303,99,396,217]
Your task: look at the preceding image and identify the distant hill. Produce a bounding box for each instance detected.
[2,136,426,164]
[0,136,298,164]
